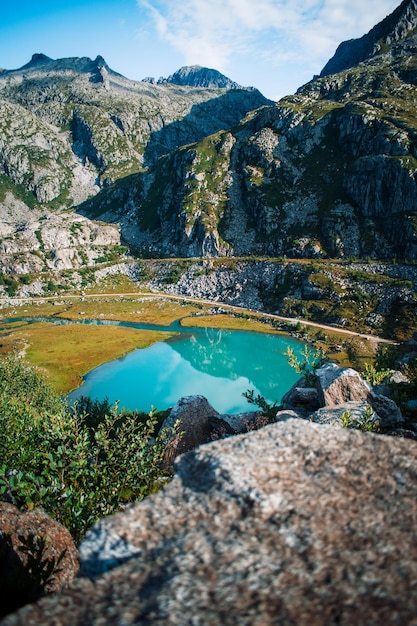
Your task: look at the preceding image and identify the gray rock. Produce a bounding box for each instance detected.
[5,420,417,625]
[275,408,306,421]
[389,370,409,384]
[311,401,377,427]
[160,395,220,456]
[219,411,269,434]
[281,378,321,410]
[369,391,404,428]
[315,363,371,407]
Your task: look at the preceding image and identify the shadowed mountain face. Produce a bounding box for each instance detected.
[79,1,417,261]
[0,54,271,208]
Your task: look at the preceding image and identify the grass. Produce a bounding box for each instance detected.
[54,298,203,325]
[180,314,282,334]
[0,296,204,326]
[5,322,176,393]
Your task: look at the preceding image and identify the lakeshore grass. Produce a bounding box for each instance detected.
[54,297,203,324]
[0,297,204,325]
[180,313,282,334]
[2,322,176,393]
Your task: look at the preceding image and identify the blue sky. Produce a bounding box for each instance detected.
[0,0,401,100]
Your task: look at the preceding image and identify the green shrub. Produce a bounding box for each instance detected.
[285,345,327,385]
[340,405,380,433]
[0,353,180,543]
[242,390,278,422]
[362,363,392,386]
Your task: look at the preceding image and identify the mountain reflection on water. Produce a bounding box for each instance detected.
[70,327,302,414]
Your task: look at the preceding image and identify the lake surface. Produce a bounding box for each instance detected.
[69,325,303,414]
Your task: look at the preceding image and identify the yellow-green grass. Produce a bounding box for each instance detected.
[85,273,143,295]
[6,322,176,394]
[180,313,282,334]
[0,297,204,326]
[54,298,203,324]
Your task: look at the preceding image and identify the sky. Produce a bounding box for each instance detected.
[0,0,401,101]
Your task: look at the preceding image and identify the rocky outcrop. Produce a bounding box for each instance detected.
[0,503,79,619]
[156,65,245,90]
[0,207,121,280]
[4,419,417,625]
[279,362,406,431]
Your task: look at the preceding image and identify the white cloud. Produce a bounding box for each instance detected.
[137,0,400,94]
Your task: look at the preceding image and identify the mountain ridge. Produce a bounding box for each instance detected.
[320,0,417,76]
[1,1,417,278]
[144,65,247,90]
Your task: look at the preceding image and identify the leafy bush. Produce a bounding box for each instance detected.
[362,363,392,386]
[0,353,180,543]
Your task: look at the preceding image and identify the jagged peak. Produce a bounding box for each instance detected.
[321,0,417,77]
[144,65,246,90]
[6,54,121,79]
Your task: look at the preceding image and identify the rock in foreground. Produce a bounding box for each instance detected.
[3,420,417,625]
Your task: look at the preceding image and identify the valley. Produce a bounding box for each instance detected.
[0,0,416,387]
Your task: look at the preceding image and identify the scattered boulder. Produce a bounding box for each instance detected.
[368,390,404,428]
[219,410,269,434]
[5,420,417,625]
[315,363,371,407]
[0,504,79,619]
[311,401,377,427]
[160,395,219,456]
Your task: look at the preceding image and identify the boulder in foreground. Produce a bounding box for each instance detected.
[3,419,417,625]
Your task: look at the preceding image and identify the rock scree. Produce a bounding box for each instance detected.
[2,419,417,625]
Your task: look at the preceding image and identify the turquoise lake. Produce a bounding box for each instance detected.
[69,324,303,414]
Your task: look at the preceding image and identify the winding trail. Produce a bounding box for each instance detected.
[0,290,397,344]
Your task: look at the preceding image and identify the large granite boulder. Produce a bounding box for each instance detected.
[160,396,268,458]
[4,420,417,625]
[315,363,371,407]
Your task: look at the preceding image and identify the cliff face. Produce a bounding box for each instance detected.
[78,2,417,261]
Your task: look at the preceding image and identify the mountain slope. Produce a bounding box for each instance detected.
[0,54,271,208]
[321,0,417,76]
[79,0,417,260]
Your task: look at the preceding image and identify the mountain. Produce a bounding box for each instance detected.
[321,0,417,76]
[0,54,271,274]
[153,65,245,89]
[78,0,417,260]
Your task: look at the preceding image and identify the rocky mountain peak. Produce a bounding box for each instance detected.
[321,0,417,76]
[26,52,52,66]
[7,53,119,78]
[154,65,245,90]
